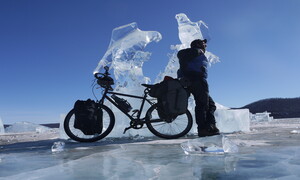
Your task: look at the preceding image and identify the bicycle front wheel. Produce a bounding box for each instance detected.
[145,104,193,139]
[64,104,115,142]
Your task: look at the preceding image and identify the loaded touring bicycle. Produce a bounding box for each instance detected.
[64,66,193,142]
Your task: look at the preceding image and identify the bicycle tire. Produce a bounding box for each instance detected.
[145,104,193,139]
[64,104,115,142]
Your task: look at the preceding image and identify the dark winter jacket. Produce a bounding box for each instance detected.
[177,48,208,81]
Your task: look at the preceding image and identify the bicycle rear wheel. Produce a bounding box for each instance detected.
[64,104,115,142]
[145,104,193,139]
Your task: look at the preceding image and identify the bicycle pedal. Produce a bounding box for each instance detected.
[131,109,139,114]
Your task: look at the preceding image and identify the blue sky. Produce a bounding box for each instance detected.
[1,0,300,124]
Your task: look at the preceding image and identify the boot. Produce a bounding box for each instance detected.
[209,124,220,134]
[198,128,219,137]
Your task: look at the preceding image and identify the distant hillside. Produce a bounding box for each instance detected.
[240,97,300,119]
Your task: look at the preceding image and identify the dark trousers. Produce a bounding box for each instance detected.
[187,79,216,132]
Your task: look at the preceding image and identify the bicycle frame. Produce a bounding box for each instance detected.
[98,88,154,122]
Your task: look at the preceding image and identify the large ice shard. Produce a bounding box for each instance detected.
[93,23,162,137]
[94,22,162,88]
[176,13,211,48]
[156,13,220,82]
[176,13,220,66]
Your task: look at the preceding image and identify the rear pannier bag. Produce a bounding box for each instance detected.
[149,77,189,120]
[74,99,103,135]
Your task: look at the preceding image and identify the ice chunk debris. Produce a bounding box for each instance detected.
[51,141,65,153]
[290,130,300,134]
[181,135,239,155]
[250,111,274,122]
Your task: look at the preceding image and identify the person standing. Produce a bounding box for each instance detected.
[177,39,220,137]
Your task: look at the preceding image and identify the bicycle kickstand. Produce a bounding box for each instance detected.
[123,126,132,134]
[123,120,143,134]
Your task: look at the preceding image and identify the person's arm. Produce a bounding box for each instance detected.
[177,49,186,59]
[177,48,202,61]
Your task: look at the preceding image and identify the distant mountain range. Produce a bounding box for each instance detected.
[239,97,300,119]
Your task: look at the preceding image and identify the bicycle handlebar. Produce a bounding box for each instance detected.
[94,66,110,80]
[94,66,152,93]
[94,73,103,79]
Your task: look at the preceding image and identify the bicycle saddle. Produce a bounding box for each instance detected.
[141,84,155,88]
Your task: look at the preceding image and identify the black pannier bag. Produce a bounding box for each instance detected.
[73,99,103,135]
[149,76,189,120]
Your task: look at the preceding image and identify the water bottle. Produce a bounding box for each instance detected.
[111,95,132,112]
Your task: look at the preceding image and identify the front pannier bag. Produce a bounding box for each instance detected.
[73,99,103,135]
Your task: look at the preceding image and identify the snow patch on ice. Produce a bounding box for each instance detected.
[5,122,53,134]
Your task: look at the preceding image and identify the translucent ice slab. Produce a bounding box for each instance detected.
[181,135,239,155]
[215,109,250,133]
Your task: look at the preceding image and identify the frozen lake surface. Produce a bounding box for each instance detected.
[1,118,300,180]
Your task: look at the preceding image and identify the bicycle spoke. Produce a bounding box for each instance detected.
[64,105,115,142]
[146,104,193,139]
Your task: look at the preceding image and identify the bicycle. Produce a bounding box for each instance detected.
[64,66,193,142]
